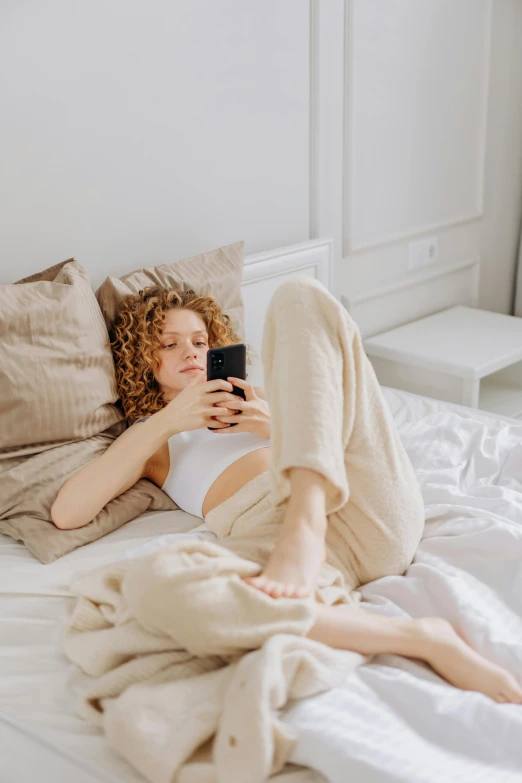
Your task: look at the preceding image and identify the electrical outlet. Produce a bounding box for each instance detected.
[408,236,438,270]
[426,236,438,264]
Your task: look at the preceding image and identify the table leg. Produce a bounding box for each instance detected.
[461,378,480,408]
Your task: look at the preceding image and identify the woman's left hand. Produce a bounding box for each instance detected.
[211,377,271,439]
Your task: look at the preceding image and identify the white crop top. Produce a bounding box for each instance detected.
[143,425,270,518]
[162,429,270,518]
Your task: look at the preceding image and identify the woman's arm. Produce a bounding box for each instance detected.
[51,378,236,530]
[50,408,174,530]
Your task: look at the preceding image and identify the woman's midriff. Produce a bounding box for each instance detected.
[201,446,271,517]
[150,442,271,518]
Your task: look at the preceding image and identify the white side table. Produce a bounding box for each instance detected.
[363,305,522,418]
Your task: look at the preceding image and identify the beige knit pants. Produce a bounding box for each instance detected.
[205,277,425,606]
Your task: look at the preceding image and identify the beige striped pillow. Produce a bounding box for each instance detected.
[2,258,123,451]
[95,240,245,339]
[0,420,176,564]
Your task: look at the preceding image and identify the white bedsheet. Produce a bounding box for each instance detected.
[288,389,522,782]
[2,386,522,783]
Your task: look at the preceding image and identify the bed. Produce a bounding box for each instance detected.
[3,239,522,783]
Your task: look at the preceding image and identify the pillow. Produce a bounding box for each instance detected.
[0,259,176,562]
[0,421,176,564]
[95,240,245,339]
[2,258,122,452]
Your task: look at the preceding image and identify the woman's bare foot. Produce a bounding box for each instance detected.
[418,617,522,704]
[244,514,326,599]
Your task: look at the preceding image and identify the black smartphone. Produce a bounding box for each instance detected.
[207,344,246,430]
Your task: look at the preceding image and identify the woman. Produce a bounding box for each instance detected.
[52,278,522,705]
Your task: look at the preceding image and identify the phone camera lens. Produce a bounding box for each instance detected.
[213,352,225,370]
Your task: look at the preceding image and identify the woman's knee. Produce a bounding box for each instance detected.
[278,277,361,333]
[269,276,331,312]
[268,276,357,330]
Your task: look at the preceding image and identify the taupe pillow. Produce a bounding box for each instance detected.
[0,421,176,564]
[2,259,122,452]
[95,240,245,339]
[0,259,176,562]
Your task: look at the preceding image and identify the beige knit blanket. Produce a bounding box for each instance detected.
[63,538,368,783]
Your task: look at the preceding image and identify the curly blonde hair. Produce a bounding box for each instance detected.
[110,284,246,423]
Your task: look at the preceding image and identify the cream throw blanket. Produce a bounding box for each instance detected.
[63,538,367,783]
[63,277,425,783]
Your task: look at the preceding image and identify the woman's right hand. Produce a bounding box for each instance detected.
[162,379,239,434]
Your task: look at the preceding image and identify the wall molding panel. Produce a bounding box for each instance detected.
[344,258,481,338]
[342,0,493,255]
[308,0,345,294]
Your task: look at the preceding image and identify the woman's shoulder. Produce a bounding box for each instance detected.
[124,416,171,486]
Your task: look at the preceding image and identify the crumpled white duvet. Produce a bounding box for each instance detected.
[283,390,522,783]
[3,387,522,783]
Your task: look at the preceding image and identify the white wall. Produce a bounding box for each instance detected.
[2,0,522,317]
[0,0,311,288]
[346,0,488,252]
[339,0,522,324]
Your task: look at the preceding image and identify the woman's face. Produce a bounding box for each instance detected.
[153,308,209,401]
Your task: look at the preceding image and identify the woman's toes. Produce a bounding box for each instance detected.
[246,576,268,592]
[243,575,310,600]
[274,583,289,598]
[501,676,522,700]
[508,683,522,703]
[262,580,276,597]
[271,582,285,598]
[277,583,306,599]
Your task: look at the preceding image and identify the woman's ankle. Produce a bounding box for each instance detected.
[281,512,327,542]
[287,467,326,508]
